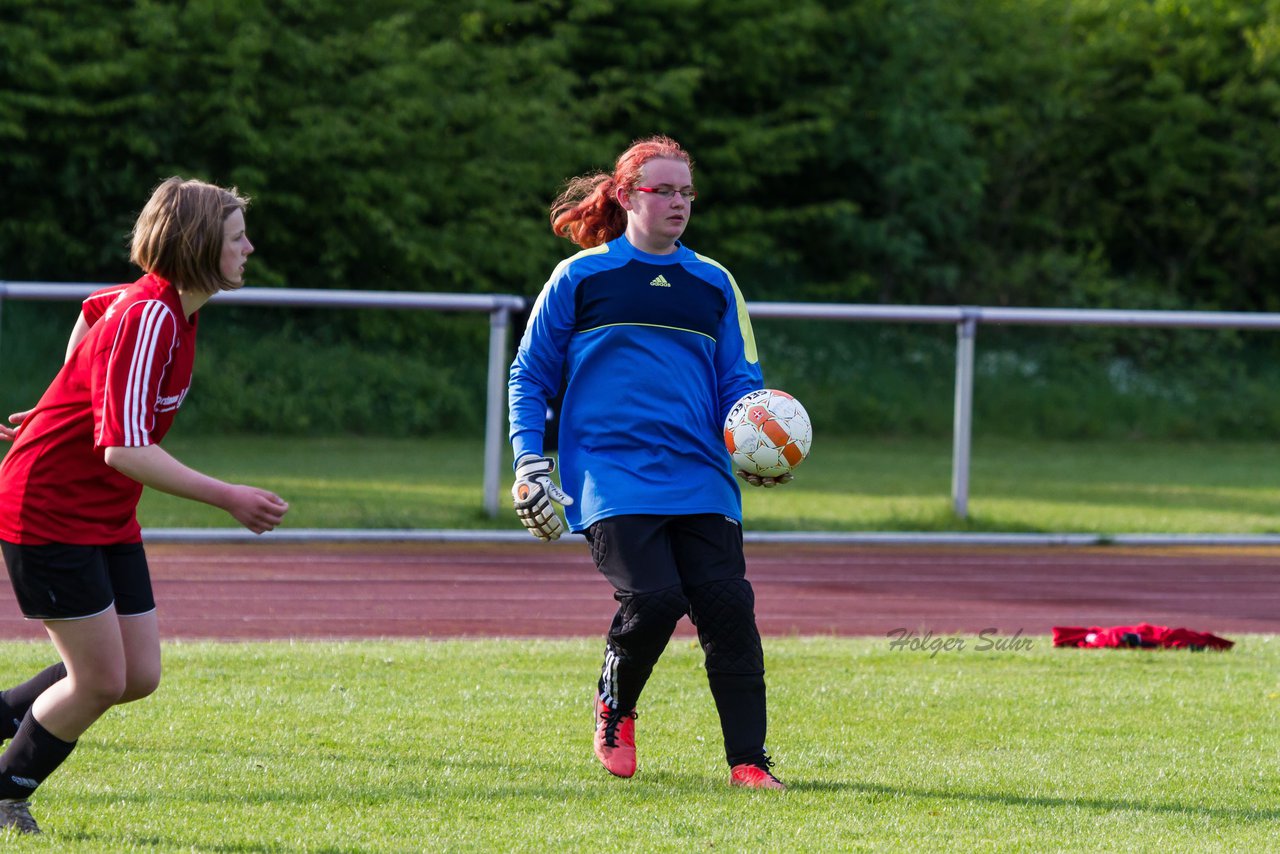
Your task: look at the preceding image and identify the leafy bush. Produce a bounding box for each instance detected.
[178,311,488,437]
[5,0,1280,438]
[4,0,1280,313]
[757,321,1280,441]
[7,302,1280,441]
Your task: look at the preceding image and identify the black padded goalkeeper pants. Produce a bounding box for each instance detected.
[584,513,769,767]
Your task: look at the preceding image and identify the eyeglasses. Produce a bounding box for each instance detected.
[635,186,698,201]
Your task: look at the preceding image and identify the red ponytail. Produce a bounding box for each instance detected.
[550,135,693,248]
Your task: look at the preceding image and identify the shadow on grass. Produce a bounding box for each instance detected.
[785,778,1280,823]
[55,833,354,854]
[48,771,1279,852]
[64,760,1280,827]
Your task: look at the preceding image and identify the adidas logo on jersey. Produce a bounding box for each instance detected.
[649,274,672,288]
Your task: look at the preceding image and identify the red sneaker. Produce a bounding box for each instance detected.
[593,697,637,778]
[729,759,786,790]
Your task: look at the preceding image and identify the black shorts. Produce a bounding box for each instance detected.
[584,513,747,595]
[1,540,156,620]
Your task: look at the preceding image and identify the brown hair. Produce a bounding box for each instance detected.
[129,177,250,295]
[550,135,693,248]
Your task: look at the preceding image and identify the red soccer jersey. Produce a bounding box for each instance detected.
[0,274,198,544]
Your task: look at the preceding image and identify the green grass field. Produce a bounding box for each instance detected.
[3,636,1276,851]
[133,434,1280,534]
[4,435,1278,848]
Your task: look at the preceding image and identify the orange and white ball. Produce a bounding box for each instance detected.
[723,389,813,477]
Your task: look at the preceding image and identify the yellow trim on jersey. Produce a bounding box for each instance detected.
[528,243,611,320]
[578,322,717,341]
[695,252,759,364]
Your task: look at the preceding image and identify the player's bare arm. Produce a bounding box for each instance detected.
[64,312,91,362]
[103,444,288,534]
[2,314,96,443]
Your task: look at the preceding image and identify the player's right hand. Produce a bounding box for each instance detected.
[512,454,574,541]
[0,410,32,442]
[735,470,795,488]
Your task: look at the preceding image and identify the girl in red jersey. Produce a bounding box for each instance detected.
[0,177,289,834]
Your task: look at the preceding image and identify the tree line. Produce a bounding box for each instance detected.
[4,0,1280,440]
[3,0,1278,312]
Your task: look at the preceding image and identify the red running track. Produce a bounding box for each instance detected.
[0,541,1276,640]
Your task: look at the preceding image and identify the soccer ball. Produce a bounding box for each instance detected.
[723,389,813,477]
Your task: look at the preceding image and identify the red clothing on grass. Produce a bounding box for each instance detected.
[1052,623,1233,651]
[0,274,197,545]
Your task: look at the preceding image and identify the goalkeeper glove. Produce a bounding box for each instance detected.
[512,454,575,541]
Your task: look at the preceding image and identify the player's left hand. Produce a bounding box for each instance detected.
[512,454,575,541]
[736,470,795,488]
[224,485,289,534]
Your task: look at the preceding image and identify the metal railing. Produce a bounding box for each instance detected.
[0,281,525,518]
[6,281,1280,520]
[731,302,1280,518]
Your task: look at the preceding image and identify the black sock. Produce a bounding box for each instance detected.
[0,711,76,799]
[707,671,768,767]
[0,664,68,741]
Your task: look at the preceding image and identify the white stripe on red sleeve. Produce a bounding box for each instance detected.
[102,300,177,448]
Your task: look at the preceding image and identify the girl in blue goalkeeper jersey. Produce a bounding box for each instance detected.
[508,135,787,790]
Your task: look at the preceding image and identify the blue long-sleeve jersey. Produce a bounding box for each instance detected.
[509,235,764,532]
